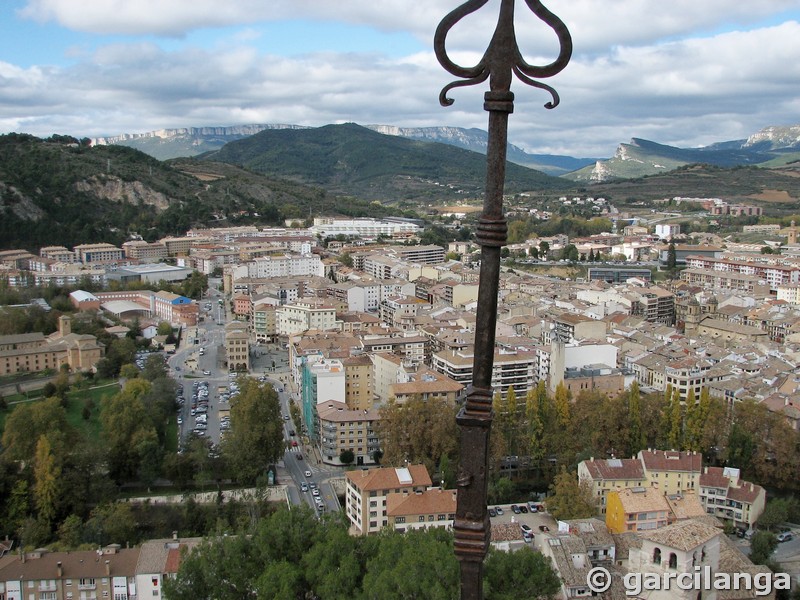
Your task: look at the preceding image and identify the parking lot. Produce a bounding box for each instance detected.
[488,502,557,548]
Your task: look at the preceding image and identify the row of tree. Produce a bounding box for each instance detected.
[164,507,561,600]
[374,379,800,504]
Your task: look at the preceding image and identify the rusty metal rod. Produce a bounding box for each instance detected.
[434,2,571,599]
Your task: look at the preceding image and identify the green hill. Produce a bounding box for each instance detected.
[201,123,565,201]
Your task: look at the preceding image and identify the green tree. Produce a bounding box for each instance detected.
[100,378,156,481]
[56,514,84,548]
[627,381,645,455]
[668,387,683,450]
[667,240,677,271]
[484,547,561,600]
[546,468,596,521]
[377,396,459,474]
[33,435,61,524]
[141,354,168,381]
[339,449,355,465]
[222,378,284,484]
[749,531,778,565]
[1,396,72,463]
[554,381,571,430]
[361,528,459,600]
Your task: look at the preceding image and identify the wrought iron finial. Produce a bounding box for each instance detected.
[435,0,572,109]
[434,2,572,600]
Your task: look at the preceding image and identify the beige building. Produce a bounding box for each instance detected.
[386,488,457,532]
[276,300,338,336]
[343,354,374,410]
[578,450,703,515]
[606,486,671,534]
[225,321,250,372]
[0,316,103,376]
[317,400,380,466]
[699,467,766,529]
[345,464,431,535]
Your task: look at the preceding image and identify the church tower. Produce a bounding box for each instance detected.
[789,220,798,246]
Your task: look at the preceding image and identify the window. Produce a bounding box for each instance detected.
[653,548,662,565]
[396,517,406,524]
[668,553,677,569]
[419,516,425,522]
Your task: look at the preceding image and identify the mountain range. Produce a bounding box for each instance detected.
[93,123,800,181]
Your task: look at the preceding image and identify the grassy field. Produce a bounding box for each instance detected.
[63,382,119,441]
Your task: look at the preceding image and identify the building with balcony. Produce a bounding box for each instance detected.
[301,358,345,441]
[277,300,338,337]
[431,346,536,400]
[317,400,380,466]
[698,467,765,529]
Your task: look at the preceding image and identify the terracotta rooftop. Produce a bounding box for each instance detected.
[345,464,431,492]
[639,519,720,552]
[612,487,670,514]
[581,458,645,481]
[0,547,140,581]
[386,488,457,518]
[639,449,703,473]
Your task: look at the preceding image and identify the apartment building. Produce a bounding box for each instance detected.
[345,465,432,535]
[606,486,671,534]
[685,254,800,291]
[578,450,703,515]
[431,346,536,399]
[122,240,168,262]
[317,400,380,466]
[698,467,766,529]
[379,296,430,330]
[73,243,124,264]
[301,358,346,440]
[343,354,374,410]
[225,321,249,372]
[39,245,77,263]
[310,217,421,239]
[389,245,446,265]
[386,488,457,532]
[629,286,675,325]
[0,545,139,600]
[578,457,647,514]
[276,300,338,336]
[252,298,278,343]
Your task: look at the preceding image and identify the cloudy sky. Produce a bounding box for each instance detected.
[1,0,799,158]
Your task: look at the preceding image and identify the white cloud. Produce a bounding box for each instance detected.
[4,1,800,156]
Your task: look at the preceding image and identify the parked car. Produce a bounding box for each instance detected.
[539,525,550,532]
[488,508,497,518]
[777,532,793,543]
[520,524,531,533]
[494,506,504,515]
[519,505,528,513]
[511,504,521,514]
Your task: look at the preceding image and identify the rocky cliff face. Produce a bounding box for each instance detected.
[92,124,307,146]
[744,125,800,149]
[0,182,46,221]
[75,176,171,210]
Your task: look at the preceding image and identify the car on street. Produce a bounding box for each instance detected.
[305,470,312,477]
[291,440,298,447]
[202,370,210,376]
[300,483,308,492]
[312,489,320,497]
[296,454,303,460]
[283,415,290,421]
[289,430,295,436]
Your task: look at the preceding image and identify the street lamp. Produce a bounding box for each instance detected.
[434,2,571,599]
